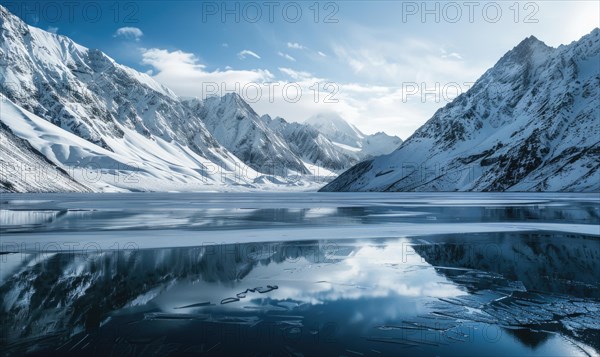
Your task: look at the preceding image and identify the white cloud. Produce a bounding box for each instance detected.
[279,68,314,81]
[287,42,305,50]
[445,53,462,60]
[332,33,485,86]
[237,50,261,60]
[530,2,599,47]
[139,47,449,139]
[139,42,480,139]
[326,35,490,137]
[440,48,462,60]
[317,51,327,57]
[141,48,273,98]
[47,26,59,34]
[140,50,338,132]
[114,27,144,41]
[277,52,296,62]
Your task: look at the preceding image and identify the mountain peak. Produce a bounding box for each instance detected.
[492,34,553,70]
[306,113,363,138]
[0,4,28,34]
[203,92,258,117]
[521,35,541,44]
[321,28,600,193]
[0,4,11,17]
[222,92,243,101]
[306,112,346,124]
[512,34,551,52]
[220,92,250,107]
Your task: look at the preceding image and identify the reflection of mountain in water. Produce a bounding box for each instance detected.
[2,232,599,356]
[0,241,346,352]
[412,232,600,350]
[0,207,363,234]
[504,328,553,349]
[414,232,600,297]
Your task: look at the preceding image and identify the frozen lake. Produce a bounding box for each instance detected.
[1,192,599,356]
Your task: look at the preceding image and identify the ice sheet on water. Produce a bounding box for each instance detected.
[3,193,597,251]
[426,278,600,342]
[1,193,597,356]
[220,285,279,304]
[174,302,213,309]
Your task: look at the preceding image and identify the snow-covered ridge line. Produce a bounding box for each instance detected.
[305,113,403,159]
[0,94,338,192]
[0,5,401,192]
[322,28,600,192]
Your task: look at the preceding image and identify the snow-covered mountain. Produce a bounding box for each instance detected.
[306,113,403,159]
[183,94,361,176]
[306,113,365,148]
[0,5,266,192]
[322,29,600,192]
[262,114,359,172]
[0,6,218,159]
[0,5,398,192]
[0,118,90,193]
[0,93,272,192]
[185,94,307,175]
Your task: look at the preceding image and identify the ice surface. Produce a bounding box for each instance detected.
[0,193,598,356]
[1,192,598,250]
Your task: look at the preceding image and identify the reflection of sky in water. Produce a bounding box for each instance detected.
[1,234,597,356]
[156,240,465,314]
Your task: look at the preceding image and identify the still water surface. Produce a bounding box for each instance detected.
[1,193,599,356]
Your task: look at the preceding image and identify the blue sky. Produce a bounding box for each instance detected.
[4,1,599,138]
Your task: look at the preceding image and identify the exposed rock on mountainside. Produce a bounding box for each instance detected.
[322,29,600,192]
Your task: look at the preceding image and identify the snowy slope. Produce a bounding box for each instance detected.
[263,114,359,172]
[1,94,332,192]
[0,6,278,190]
[322,29,600,192]
[306,113,403,159]
[185,94,309,175]
[0,120,90,193]
[184,94,366,175]
[0,94,254,191]
[0,5,341,191]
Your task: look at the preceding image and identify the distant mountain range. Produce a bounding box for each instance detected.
[0,5,400,192]
[1,4,597,193]
[322,28,600,192]
[305,113,403,159]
